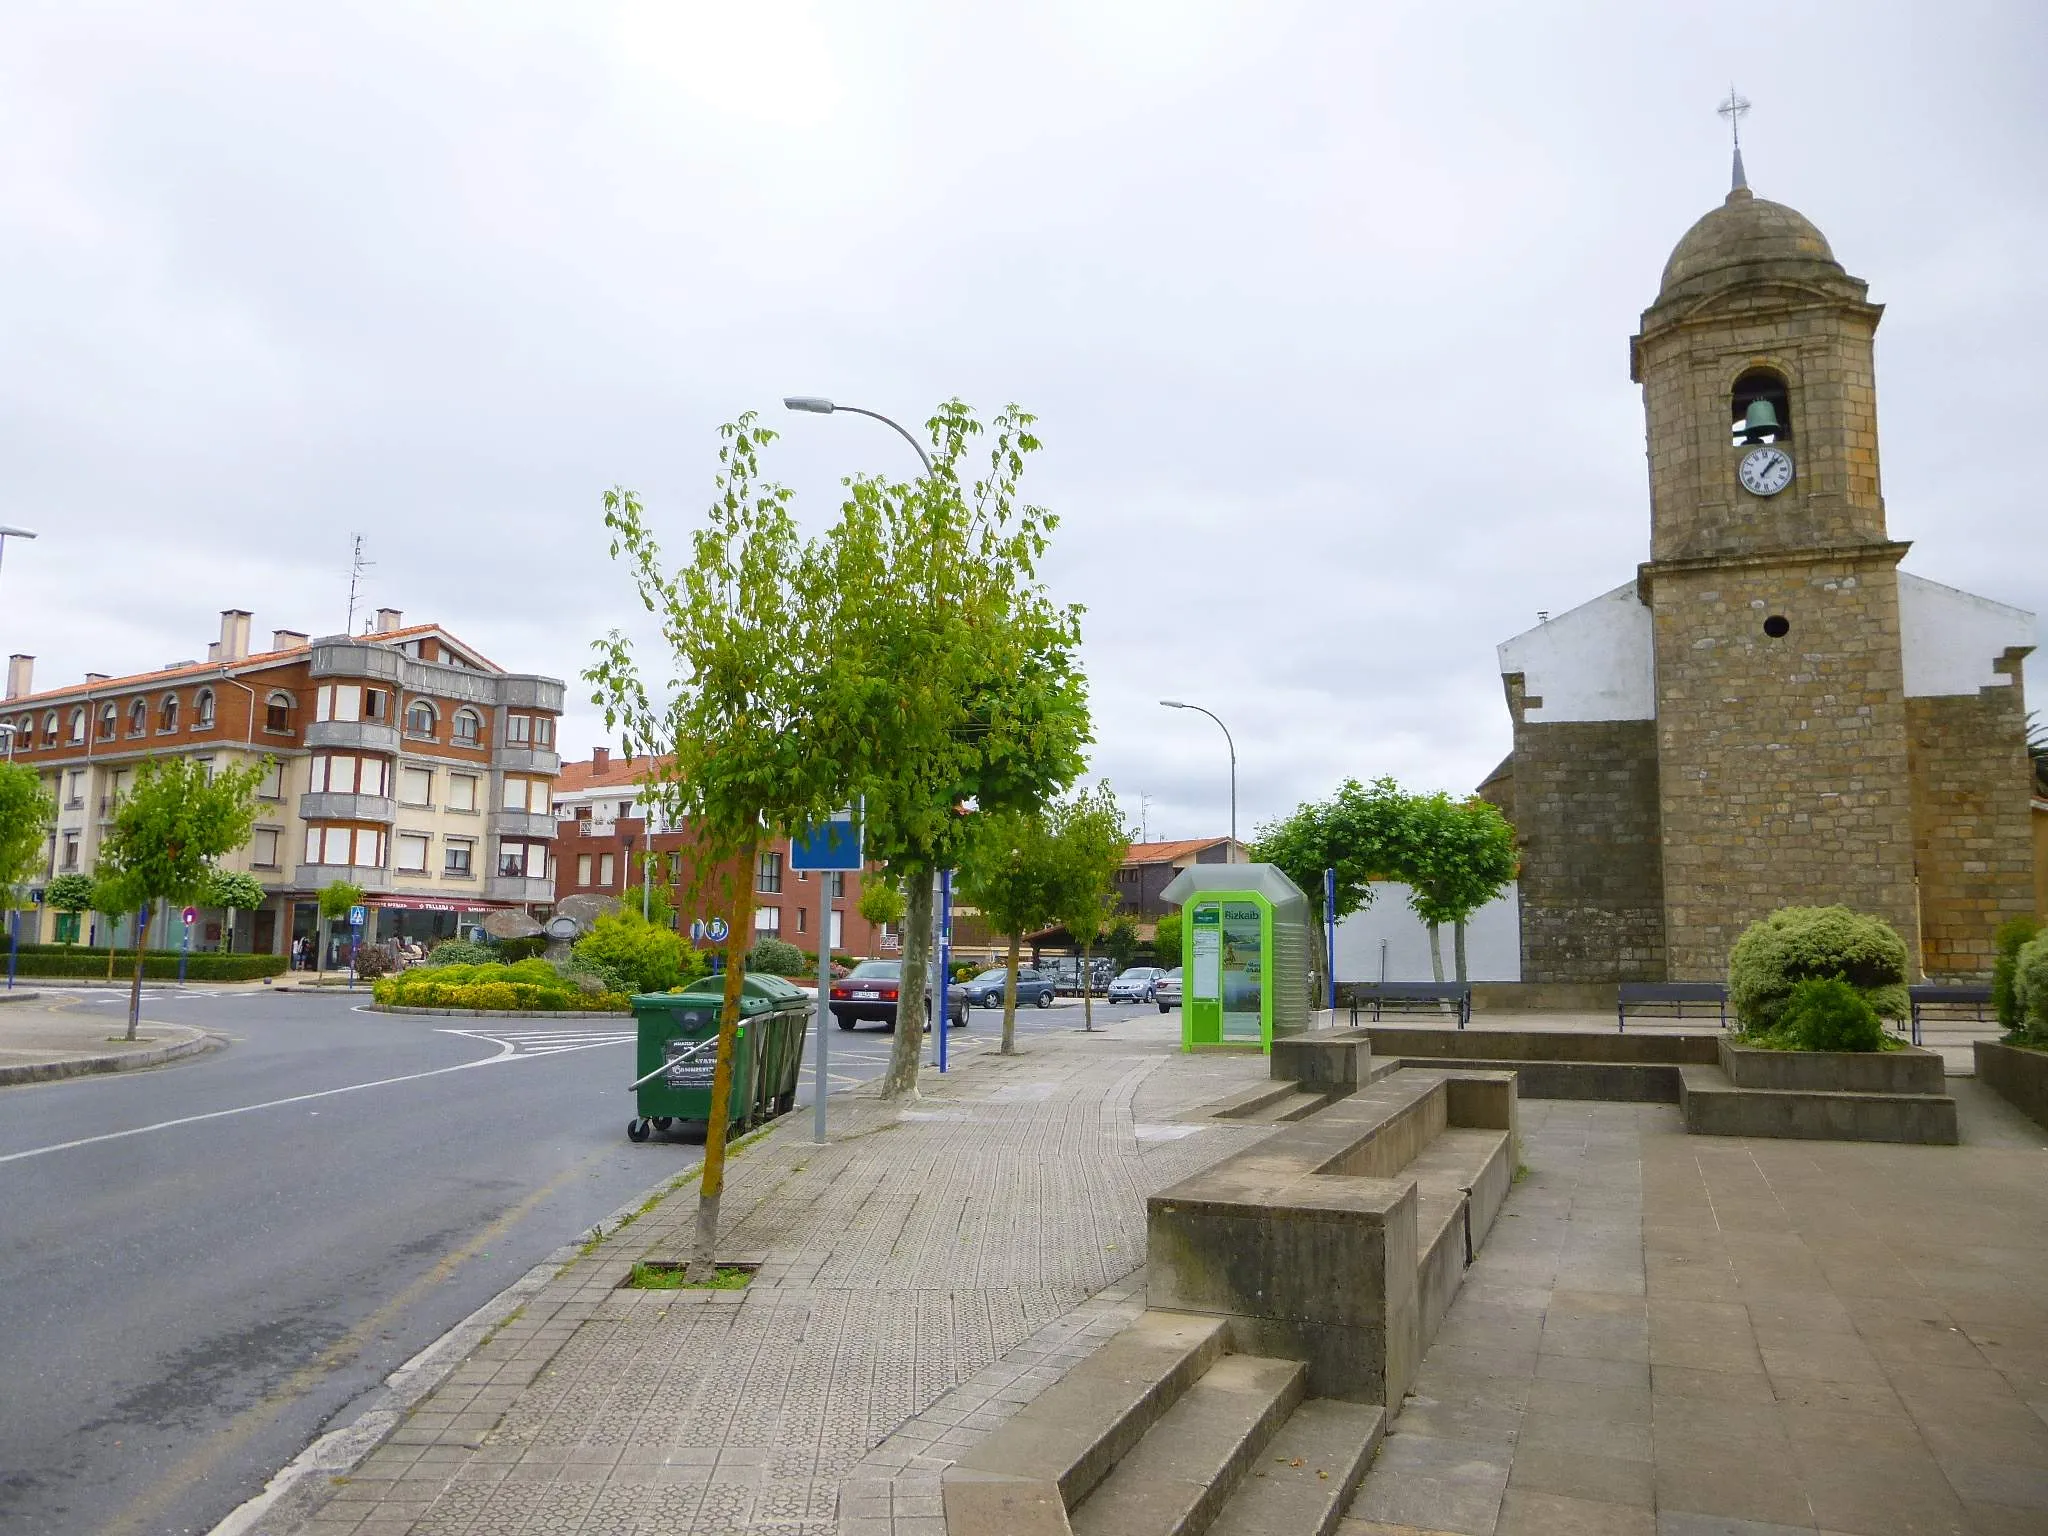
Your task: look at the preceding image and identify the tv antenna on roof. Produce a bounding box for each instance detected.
[345,534,374,635]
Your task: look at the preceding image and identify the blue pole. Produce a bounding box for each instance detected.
[936,870,952,1073]
[1323,868,1337,1015]
[178,922,189,984]
[7,908,17,990]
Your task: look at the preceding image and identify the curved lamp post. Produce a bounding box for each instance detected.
[1160,700,1237,854]
[0,525,37,587]
[782,397,933,476]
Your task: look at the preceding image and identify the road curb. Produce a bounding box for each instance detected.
[369,1004,634,1019]
[0,1026,222,1086]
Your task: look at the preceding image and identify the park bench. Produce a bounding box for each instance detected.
[1906,983,1994,1045]
[1616,981,1728,1033]
[1345,981,1472,1028]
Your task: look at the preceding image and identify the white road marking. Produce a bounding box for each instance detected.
[438,1028,635,1059]
[0,1037,525,1167]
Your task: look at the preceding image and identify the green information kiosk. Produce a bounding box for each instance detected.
[1159,862,1311,1051]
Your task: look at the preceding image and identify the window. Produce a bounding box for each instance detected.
[159,695,178,733]
[534,716,554,748]
[502,776,531,812]
[64,769,83,808]
[311,754,391,795]
[757,850,782,894]
[445,839,474,876]
[448,773,478,812]
[507,714,532,745]
[193,689,216,729]
[265,692,292,732]
[128,699,148,736]
[314,684,360,723]
[97,702,116,740]
[829,910,843,949]
[796,905,807,935]
[452,709,482,746]
[399,766,432,806]
[194,757,215,781]
[69,707,85,744]
[396,833,430,873]
[252,829,281,869]
[257,760,284,800]
[577,853,592,886]
[405,700,436,737]
[829,871,846,898]
[1731,366,1791,446]
[753,906,781,934]
[498,840,546,879]
[667,852,682,881]
[61,831,79,870]
[362,689,388,723]
[598,852,615,886]
[302,825,382,867]
[42,711,57,745]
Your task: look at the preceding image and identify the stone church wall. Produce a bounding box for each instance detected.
[1907,679,2037,978]
[1503,708,1666,983]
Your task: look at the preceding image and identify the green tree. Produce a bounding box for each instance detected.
[1153,912,1182,969]
[0,761,54,918]
[46,871,97,944]
[586,417,847,1280]
[96,756,266,1037]
[1398,794,1519,983]
[822,402,1090,1092]
[1251,776,1411,1005]
[956,807,1063,1055]
[205,869,268,954]
[1044,783,1128,1032]
[1103,913,1142,974]
[318,880,367,977]
[857,873,905,934]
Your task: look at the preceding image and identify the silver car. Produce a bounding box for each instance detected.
[1153,967,1182,1013]
[1106,966,1164,1004]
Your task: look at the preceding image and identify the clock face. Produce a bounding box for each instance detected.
[1739,445,1794,497]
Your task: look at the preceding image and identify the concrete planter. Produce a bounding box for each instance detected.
[1974,1040,2048,1133]
[1718,1036,1944,1095]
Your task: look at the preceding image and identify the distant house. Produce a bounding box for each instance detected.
[1113,837,1246,930]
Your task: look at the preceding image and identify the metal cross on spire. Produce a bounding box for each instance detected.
[1718,87,1752,191]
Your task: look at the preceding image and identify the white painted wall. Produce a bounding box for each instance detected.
[1898,571,2036,698]
[1496,583,1654,722]
[1333,881,1521,983]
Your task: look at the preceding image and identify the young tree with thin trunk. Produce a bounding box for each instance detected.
[1251,776,1408,1008]
[0,763,54,917]
[1399,793,1519,983]
[586,417,847,1282]
[95,757,266,1039]
[956,808,1061,1055]
[821,401,1089,1096]
[1045,783,1128,1033]
[317,880,365,975]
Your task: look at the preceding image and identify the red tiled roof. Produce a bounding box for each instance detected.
[1121,837,1233,866]
[554,752,675,794]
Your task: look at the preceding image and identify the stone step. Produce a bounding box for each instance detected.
[1205,1398,1386,1536]
[1679,1063,1958,1144]
[950,1310,1230,1511]
[1068,1353,1307,1536]
[1242,1089,1334,1124]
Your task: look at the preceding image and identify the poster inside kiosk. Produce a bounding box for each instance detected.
[1160,862,1311,1054]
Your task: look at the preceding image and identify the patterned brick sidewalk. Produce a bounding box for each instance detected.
[282,1020,1268,1536]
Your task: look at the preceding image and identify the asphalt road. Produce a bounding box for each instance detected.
[0,983,1150,1536]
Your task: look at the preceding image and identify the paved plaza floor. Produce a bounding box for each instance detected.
[276,1017,2048,1536]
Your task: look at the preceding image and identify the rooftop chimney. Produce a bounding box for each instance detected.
[85,673,110,685]
[207,642,221,662]
[218,609,252,662]
[374,607,403,634]
[5,655,31,701]
[271,629,309,652]
[592,746,610,772]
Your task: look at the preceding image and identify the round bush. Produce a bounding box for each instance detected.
[423,939,497,967]
[351,946,395,979]
[1777,976,1886,1053]
[747,937,806,975]
[2015,932,2048,1042]
[1994,916,2044,1033]
[1728,905,1909,1034]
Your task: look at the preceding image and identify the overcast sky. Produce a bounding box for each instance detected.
[3,2,2042,844]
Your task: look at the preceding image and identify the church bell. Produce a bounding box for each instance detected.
[1740,399,1782,442]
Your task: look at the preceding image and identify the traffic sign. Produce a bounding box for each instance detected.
[181,905,198,926]
[348,904,367,929]
[791,811,862,872]
[706,917,730,943]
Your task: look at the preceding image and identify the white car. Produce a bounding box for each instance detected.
[1153,968,1182,1013]
[1106,966,1165,1004]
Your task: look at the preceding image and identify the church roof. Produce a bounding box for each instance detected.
[1657,185,1844,304]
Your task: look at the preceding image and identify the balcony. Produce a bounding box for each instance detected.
[305,719,401,754]
[493,746,560,776]
[489,809,557,840]
[300,792,397,823]
[294,863,390,892]
[308,641,404,682]
[485,874,555,904]
[498,676,566,712]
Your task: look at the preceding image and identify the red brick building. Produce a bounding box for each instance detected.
[551,749,892,958]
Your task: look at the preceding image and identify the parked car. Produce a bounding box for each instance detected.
[962,965,1057,1009]
[1051,957,1116,996]
[1107,966,1166,1004]
[1153,967,1182,1013]
[828,960,971,1031]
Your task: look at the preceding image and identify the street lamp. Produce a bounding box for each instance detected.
[782,397,933,476]
[1160,700,1237,855]
[0,525,37,585]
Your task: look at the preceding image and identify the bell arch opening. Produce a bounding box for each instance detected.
[1731,367,1791,446]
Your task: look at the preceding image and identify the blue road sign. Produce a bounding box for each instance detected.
[706,917,730,943]
[348,904,367,929]
[790,812,862,872]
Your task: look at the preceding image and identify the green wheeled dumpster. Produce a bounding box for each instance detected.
[627,972,811,1142]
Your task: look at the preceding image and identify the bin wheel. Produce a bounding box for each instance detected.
[1036,991,1053,1009]
[652,1117,673,1133]
[627,1118,651,1143]
[776,1090,795,1114]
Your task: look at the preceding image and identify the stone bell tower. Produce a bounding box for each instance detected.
[1630,154,1919,978]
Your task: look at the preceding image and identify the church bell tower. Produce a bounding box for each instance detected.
[1630,135,1920,979]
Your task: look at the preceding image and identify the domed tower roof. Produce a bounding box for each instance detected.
[1656,183,1845,305]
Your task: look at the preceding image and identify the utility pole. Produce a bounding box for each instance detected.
[344,535,373,635]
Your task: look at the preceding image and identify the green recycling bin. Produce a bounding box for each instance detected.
[627,972,811,1143]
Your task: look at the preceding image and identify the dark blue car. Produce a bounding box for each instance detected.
[963,965,1057,1010]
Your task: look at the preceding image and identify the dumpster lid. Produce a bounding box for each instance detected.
[671,971,810,1003]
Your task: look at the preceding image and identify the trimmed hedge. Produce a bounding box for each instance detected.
[1728,905,1909,1035]
[373,958,631,1013]
[2015,932,2048,1044]
[6,949,288,980]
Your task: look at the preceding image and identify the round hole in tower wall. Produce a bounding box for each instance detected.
[1763,615,1791,638]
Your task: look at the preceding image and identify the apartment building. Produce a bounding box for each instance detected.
[4,608,564,954]
[551,748,889,957]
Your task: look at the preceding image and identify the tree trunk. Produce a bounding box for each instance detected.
[1428,922,1445,983]
[316,916,328,977]
[1001,931,1021,1056]
[1453,919,1468,984]
[690,839,757,1284]
[126,909,147,1041]
[225,906,235,955]
[1081,942,1094,1032]
[880,868,932,1098]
